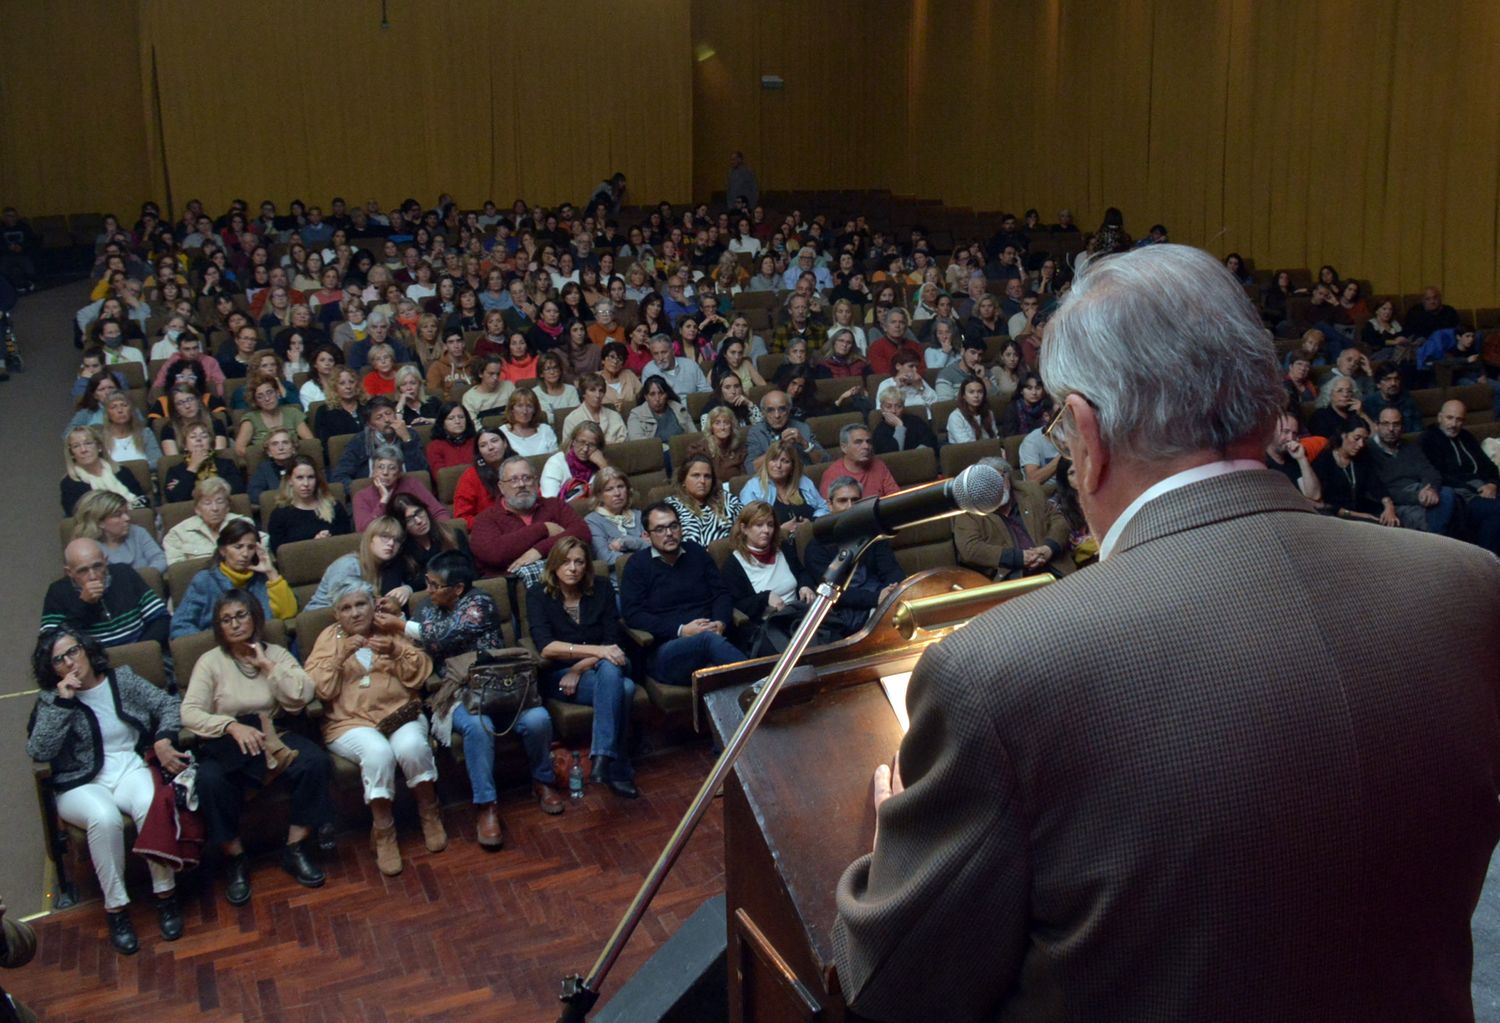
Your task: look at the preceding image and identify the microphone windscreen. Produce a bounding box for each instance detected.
[950,464,1007,515]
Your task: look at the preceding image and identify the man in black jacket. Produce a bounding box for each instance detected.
[1421,400,1500,553]
[871,389,941,456]
[330,397,428,487]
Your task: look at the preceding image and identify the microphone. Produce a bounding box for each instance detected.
[811,463,1007,545]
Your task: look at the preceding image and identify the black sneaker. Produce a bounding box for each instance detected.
[156,893,184,941]
[224,853,252,906]
[280,840,325,888]
[106,909,139,955]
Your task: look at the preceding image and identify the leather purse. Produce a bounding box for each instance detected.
[454,647,541,737]
[375,699,422,738]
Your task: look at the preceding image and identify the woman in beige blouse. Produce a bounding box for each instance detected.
[304,579,442,877]
[182,589,333,906]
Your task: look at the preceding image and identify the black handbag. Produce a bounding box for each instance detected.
[455,647,542,737]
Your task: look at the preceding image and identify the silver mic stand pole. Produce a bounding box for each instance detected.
[556,539,871,1021]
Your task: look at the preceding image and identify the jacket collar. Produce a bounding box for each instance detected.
[1112,468,1315,558]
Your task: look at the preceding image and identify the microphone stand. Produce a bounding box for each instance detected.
[557,538,875,1021]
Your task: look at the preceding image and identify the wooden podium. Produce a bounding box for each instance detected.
[693,567,1052,1022]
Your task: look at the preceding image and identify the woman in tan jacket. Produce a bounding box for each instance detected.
[182,589,333,906]
[304,579,442,876]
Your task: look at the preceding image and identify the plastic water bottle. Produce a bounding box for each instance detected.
[568,752,585,800]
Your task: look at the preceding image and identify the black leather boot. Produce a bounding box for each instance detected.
[224,853,252,906]
[280,840,325,888]
[106,909,139,955]
[156,892,184,940]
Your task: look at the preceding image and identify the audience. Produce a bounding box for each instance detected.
[32,186,1500,947]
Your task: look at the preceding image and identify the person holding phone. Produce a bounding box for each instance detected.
[170,520,297,638]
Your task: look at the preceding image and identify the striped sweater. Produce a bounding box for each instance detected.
[40,564,170,648]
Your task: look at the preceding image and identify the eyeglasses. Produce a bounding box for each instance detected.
[1043,396,1093,460]
[647,522,682,535]
[502,473,535,485]
[51,643,85,667]
[217,610,252,626]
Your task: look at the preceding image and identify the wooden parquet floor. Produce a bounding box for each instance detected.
[9,746,725,1023]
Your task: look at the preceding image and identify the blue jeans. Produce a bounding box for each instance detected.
[452,702,555,804]
[1464,494,1500,555]
[1425,486,1458,535]
[541,661,636,781]
[649,631,746,687]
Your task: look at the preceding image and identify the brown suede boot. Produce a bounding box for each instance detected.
[475,803,503,849]
[370,821,402,876]
[416,793,448,853]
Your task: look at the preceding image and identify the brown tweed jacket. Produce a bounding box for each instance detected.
[834,468,1500,1022]
[953,479,1074,578]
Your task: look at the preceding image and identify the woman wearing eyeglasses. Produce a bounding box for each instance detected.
[181,590,332,907]
[27,626,190,955]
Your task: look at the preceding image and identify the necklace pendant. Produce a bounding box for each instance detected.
[358,675,372,688]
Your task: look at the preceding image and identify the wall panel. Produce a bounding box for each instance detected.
[0,0,151,218]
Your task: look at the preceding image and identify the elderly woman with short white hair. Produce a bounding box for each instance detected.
[352,442,450,532]
[304,579,442,877]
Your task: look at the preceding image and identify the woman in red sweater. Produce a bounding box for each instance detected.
[424,403,477,475]
[452,427,510,526]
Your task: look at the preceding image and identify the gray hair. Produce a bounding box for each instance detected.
[825,475,862,499]
[1039,244,1281,462]
[977,455,1013,479]
[370,442,404,467]
[330,578,376,608]
[838,422,871,445]
[366,310,390,328]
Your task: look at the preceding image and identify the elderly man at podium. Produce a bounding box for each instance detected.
[833,245,1500,1021]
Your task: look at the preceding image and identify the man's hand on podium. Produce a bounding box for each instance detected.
[870,754,904,847]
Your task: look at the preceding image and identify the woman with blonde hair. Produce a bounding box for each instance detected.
[313,366,367,444]
[306,515,412,610]
[61,426,149,515]
[540,421,608,501]
[584,467,647,566]
[267,455,351,554]
[693,406,749,485]
[411,312,443,365]
[99,392,163,472]
[360,343,399,398]
[71,490,167,573]
[393,364,439,426]
[737,439,828,533]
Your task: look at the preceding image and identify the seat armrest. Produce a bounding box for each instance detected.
[625,627,655,648]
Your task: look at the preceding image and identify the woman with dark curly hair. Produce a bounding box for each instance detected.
[27,626,190,954]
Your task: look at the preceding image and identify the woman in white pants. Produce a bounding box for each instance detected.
[304,580,444,877]
[26,626,191,955]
